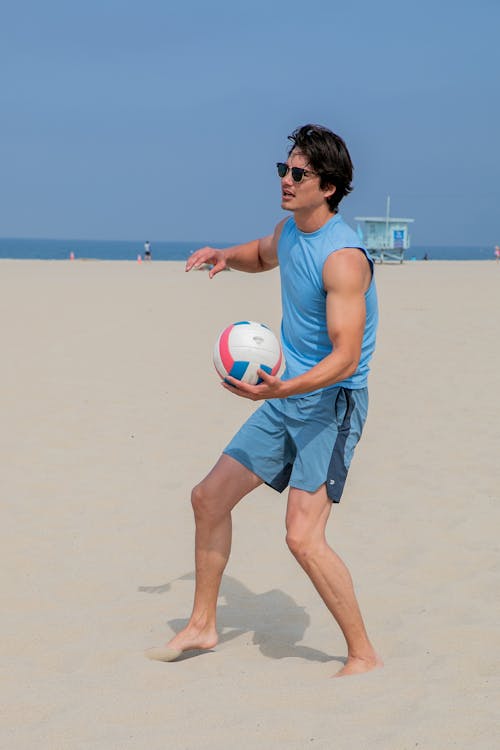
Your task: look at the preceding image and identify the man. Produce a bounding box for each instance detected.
[146,124,382,677]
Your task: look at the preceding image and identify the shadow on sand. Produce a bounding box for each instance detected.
[139,573,345,665]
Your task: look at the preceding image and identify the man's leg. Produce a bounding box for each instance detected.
[164,454,262,654]
[285,485,382,677]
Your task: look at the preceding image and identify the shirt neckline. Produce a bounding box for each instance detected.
[294,212,342,238]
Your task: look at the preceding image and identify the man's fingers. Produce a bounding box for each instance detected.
[256,369,273,382]
[186,256,209,271]
[223,375,245,389]
[208,262,223,279]
[185,247,216,272]
[186,248,225,277]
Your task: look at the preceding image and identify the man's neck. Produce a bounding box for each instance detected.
[293,206,336,233]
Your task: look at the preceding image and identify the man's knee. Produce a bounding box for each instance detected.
[286,528,314,564]
[191,481,210,516]
[191,480,224,522]
[286,522,329,566]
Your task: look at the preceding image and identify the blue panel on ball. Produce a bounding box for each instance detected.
[233,321,249,326]
[229,361,249,380]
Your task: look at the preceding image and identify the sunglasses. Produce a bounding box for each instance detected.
[276,162,317,183]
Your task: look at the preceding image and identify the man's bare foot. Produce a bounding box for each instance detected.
[145,623,218,662]
[333,654,383,678]
[166,623,218,654]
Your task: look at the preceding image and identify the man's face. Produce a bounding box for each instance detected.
[280,149,335,213]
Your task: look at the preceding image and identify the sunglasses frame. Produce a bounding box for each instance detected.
[276,162,317,183]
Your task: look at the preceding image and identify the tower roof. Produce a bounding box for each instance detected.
[355,216,414,223]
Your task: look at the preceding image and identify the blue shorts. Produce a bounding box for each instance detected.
[223,387,368,503]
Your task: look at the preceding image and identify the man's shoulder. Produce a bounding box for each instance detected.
[327,215,360,244]
[323,247,373,293]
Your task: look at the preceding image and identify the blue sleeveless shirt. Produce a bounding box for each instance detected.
[277,213,378,394]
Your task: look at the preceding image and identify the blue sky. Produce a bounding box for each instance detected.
[1,0,498,245]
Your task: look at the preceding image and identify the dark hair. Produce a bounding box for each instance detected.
[287,124,353,212]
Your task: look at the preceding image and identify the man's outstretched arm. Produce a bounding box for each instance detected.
[185,219,286,278]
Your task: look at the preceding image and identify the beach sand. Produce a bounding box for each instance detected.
[1,260,498,749]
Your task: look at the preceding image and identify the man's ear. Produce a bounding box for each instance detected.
[323,183,336,200]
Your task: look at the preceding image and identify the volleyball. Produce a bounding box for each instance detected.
[213,321,283,385]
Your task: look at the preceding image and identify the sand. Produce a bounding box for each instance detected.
[1,259,498,749]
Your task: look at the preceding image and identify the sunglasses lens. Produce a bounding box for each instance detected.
[291,168,305,183]
[277,162,288,178]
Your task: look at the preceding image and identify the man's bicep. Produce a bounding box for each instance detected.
[326,286,365,353]
[324,251,367,356]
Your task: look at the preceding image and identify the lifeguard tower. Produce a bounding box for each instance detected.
[355,197,414,263]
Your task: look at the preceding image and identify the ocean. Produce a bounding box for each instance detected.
[0,238,229,262]
[0,237,496,262]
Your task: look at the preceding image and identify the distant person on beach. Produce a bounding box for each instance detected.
[423,252,429,261]
[146,124,381,677]
[144,241,152,261]
[495,246,500,262]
